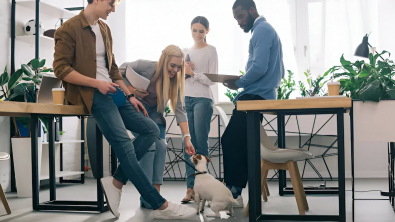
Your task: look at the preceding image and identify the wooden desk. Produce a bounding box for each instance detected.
[0,101,109,212]
[237,97,351,222]
[0,101,85,117]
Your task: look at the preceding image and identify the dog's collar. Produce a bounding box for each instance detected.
[191,171,208,177]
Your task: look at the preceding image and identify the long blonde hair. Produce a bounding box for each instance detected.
[151,45,186,113]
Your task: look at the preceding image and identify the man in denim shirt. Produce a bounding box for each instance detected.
[222,0,285,207]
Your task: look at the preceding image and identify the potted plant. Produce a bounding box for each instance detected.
[0,59,51,197]
[277,70,296,100]
[327,51,395,102]
[298,69,330,97]
[58,131,66,141]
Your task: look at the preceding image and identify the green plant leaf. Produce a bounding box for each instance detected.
[387,89,395,99]
[369,53,375,67]
[22,77,33,81]
[4,93,20,101]
[33,74,43,78]
[41,68,52,72]
[0,70,9,86]
[8,69,24,91]
[359,80,381,102]
[39,59,46,68]
[31,59,40,70]
[358,70,370,78]
[31,78,41,85]
[340,54,352,66]
[21,64,34,77]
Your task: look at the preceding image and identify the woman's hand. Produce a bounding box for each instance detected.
[185,62,195,77]
[184,137,195,155]
[134,89,149,99]
[186,62,195,70]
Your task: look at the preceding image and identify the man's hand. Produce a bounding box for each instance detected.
[223,78,240,90]
[96,80,119,95]
[184,137,195,156]
[129,97,149,117]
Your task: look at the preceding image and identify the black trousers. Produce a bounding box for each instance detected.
[222,94,264,188]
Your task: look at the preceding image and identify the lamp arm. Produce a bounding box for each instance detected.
[367,42,385,60]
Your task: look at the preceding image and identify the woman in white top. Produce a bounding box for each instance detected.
[182,16,218,203]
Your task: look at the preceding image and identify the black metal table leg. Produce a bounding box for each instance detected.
[96,124,105,212]
[81,117,85,184]
[277,113,286,196]
[49,117,56,201]
[31,115,39,210]
[337,111,346,222]
[246,111,262,221]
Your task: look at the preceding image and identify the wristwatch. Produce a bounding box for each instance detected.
[126,93,135,100]
[183,134,191,138]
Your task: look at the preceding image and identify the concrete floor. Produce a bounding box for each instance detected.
[0,178,394,222]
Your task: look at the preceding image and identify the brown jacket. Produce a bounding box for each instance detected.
[53,10,123,113]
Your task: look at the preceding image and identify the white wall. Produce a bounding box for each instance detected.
[378,0,395,54]
[0,0,11,192]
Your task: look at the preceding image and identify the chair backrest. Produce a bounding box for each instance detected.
[260,124,278,152]
[213,105,229,128]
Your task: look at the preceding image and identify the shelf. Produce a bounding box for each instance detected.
[41,171,84,180]
[42,140,84,145]
[16,35,54,45]
[16,0,76,19]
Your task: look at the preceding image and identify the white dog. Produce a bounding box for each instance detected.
[191,154,237,217]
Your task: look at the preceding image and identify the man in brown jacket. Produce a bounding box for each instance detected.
[53,0,196,219]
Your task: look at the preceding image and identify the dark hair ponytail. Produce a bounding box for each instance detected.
[191,16,209,43]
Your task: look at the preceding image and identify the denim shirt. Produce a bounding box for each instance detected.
[234,17,284,101]
[119,60,187,126]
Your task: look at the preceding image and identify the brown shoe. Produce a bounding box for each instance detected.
[181,188,195,203]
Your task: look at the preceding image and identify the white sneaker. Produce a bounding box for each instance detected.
[232,195,244,208]
[100,176,122,218]
[154,202,197,220]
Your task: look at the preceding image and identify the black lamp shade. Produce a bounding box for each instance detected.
[355,35,370,58]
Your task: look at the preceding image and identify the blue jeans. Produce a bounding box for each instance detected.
[137,124,166,209]
[139,124,166,185]
[91,90,166,210]
[183,97,213,188]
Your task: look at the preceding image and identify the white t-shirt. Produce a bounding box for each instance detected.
[183,45,218,101]
[91,24,112,82]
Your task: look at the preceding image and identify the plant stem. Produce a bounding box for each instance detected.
[1,85,7,99]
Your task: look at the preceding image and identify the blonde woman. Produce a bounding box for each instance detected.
[119,45,195,209]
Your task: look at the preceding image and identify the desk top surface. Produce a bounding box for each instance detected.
[237,97,352,112]
[0,101,86,117]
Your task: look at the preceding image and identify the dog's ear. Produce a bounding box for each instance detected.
[192,155,198,165]
[204,156,210,163]
[192,154,202,165]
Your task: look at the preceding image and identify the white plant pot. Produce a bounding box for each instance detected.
[11,137,42,198]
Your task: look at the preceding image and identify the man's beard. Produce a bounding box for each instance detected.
[243,13,255,33]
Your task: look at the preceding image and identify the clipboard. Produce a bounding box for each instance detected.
[204,73,240,83]
[125,66,150,90]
